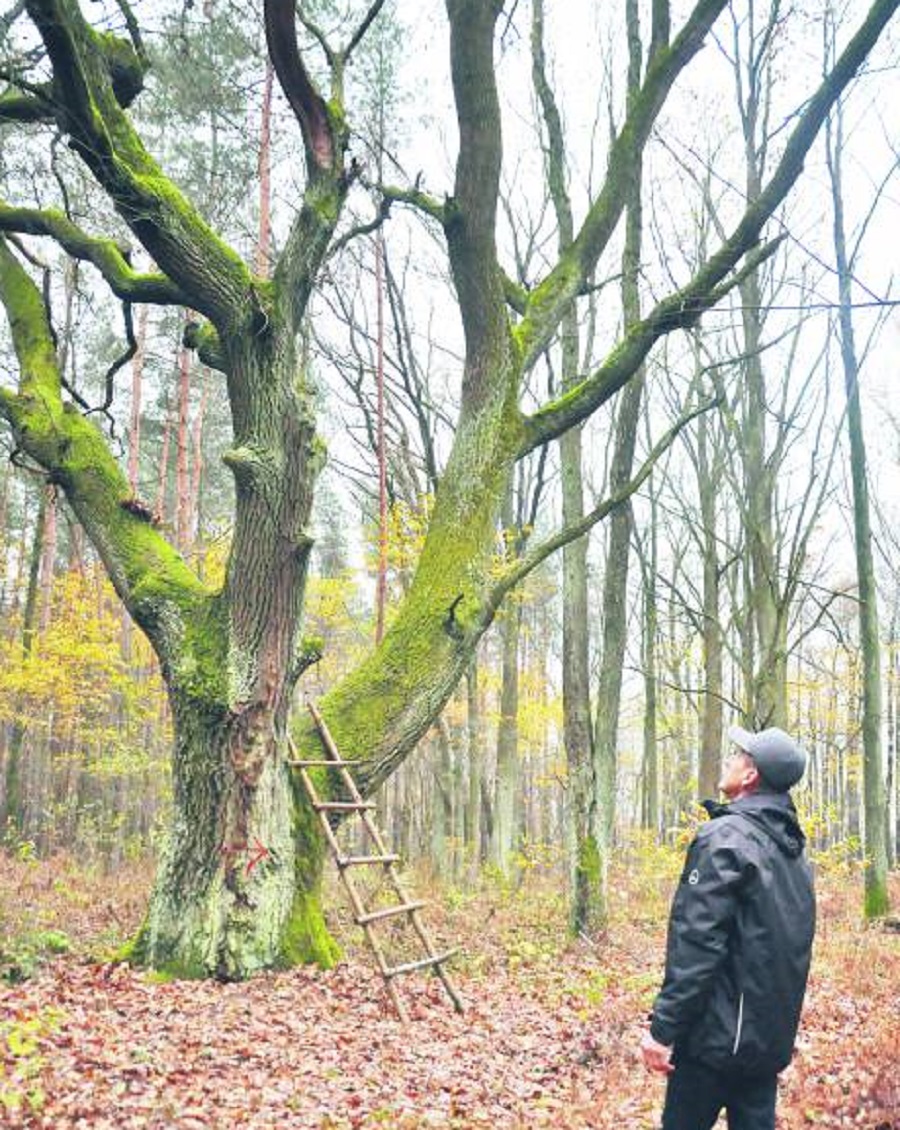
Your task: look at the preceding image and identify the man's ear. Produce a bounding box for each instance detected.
[744,762,761,790]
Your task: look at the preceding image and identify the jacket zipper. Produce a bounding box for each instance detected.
[732,992,745,1055]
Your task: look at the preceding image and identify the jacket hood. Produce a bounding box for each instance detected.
[703,791,806,858]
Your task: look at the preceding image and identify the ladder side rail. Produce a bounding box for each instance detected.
[307,702,373,808]
[357,804,465,1011]
[297,765,410,1024]
[406,906,466,1013]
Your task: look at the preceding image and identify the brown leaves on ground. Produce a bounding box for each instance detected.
[0,857,898,1129]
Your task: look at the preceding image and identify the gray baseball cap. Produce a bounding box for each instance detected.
[727,725,807,792]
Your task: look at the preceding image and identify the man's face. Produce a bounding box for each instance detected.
[718,747,759,800]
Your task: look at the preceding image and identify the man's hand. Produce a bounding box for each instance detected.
[640,1031,674,1075]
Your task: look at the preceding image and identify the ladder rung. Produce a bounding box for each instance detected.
[287,758,350,768]
[384,949,458,978]
[314,801,376,812]
[338,854,400,868]
[357,900,427,925]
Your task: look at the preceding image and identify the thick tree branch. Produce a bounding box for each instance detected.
[24,0,252,331]
[263,0,359,332]
[265,0,337,174]
[445,0,508,371]
[378,183,447,223]
[0,203,189,305]
[0,86,54,123]
[0,235,211,669]
[521,236,784,453]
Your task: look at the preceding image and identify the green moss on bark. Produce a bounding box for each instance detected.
[280,791,341,967]
[279,887,341,968]
[571,833,605,936]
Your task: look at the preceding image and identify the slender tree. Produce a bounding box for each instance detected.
[825,78,891,917]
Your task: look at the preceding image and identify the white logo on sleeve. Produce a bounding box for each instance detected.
[688,869,700,886]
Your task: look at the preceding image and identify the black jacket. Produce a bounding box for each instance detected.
[650,791,815,1076]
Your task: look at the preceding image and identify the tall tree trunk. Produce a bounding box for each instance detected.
[127,326,336,977]
[491,590,522,877]
[374,229,388,645]
[532,0,599,935]
[3,485,49,834]
[591,0,647,924]
[37,485,57,632]
[696,404,723,797]
[156,392,174,526]
[432,715,455,879]
[466,657,486,876]
[189,369,208,549]
[827,102,890,917]
[636,487,660,833]
[732,7,787,729]
[255,61,274,279]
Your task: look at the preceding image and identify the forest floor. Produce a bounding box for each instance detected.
[0,849,898,1129]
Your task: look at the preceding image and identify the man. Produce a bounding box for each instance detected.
[641,726,816,1130]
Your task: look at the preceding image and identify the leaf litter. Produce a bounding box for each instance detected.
[1,859,898,1129]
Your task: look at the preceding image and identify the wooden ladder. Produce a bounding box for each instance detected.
[287,700,464,1024]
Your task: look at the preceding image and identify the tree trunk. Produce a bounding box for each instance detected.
[696,405,723,798]
[590,0,648,923]
[465,658,486,875]
[531,0,599,935]
[128,697,338,978]
[128,304,148,493]
[431,715,455,879]
[127,336,338,976]
[732,11,788,729]
[3,484,49,835]
[636,489,660,833]
[827,103,890,917]
[175,329,192,551]
[492,581,522,877]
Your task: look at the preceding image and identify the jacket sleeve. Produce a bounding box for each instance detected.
[649,822,752,1047]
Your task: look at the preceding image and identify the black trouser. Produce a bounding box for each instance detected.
[661,1057,778,1130]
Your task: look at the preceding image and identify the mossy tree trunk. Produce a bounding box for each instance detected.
[1,0,895,978]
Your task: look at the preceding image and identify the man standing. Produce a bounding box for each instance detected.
[641,726,815,1130]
